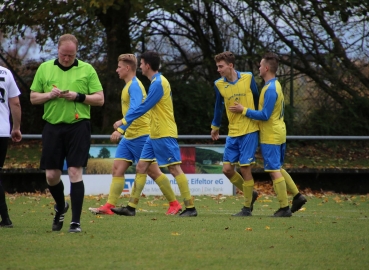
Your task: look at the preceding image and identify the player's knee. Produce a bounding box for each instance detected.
[168,164,183,176]
[222,168,233,177]
[45,169,61,184]
[136,162,149,174]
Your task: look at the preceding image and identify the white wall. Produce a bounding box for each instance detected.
[61,174,233,196]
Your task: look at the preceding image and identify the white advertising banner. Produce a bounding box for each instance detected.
[61,174,233,196]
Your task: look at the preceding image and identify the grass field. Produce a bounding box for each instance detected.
[1,192,369,269]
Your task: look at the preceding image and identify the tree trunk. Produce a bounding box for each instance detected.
[96,0,132,132]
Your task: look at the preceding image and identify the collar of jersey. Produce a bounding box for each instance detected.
[264,77,277,86]
[54,59,79,71]
[223,70,241,84]
[151,72,161,82]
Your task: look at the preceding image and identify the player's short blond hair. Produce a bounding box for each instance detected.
[118,54,137,70]
[58,34,78,50]
[214,51,235,66]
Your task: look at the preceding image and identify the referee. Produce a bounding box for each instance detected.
[30,34,104,233]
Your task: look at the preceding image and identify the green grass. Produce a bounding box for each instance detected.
[2,193,369,269]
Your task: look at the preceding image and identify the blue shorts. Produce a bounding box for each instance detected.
[140,137,181,167]
[260,143,286,171]
[223,131,258,166]
[115,135,149,164]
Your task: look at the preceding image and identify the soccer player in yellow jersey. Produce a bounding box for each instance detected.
[89,54,181,216]
[229,52,307,216]
[211,51,259,217]
[111,51,197,217]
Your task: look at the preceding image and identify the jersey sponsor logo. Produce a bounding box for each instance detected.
[0,70,7,75]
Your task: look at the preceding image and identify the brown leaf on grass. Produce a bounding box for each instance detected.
[151,217,157,221]
[225,227,229,230]
[171,232,180,236]
[269,246,274,248]
[245,227,252,231]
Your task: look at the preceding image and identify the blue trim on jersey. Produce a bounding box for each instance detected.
[248,72,260,110]
[122,73,164,131]
[246,78,277,121]
[211,84,225,128]
[118,77,144,131]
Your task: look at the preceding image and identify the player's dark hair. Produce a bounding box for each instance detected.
[214,51,235,66]
[263,52,279,73]
[140,51,160,71]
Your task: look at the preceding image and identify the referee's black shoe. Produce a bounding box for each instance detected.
[52,202,69,231]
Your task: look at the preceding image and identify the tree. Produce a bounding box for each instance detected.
[1,0,368,135]
[242,0,369,134]
[1,0,146,132]
[97,147,110,158]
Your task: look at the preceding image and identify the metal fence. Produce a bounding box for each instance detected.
[20,134,369,140]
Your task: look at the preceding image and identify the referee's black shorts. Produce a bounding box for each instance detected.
[40,120,91,171]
